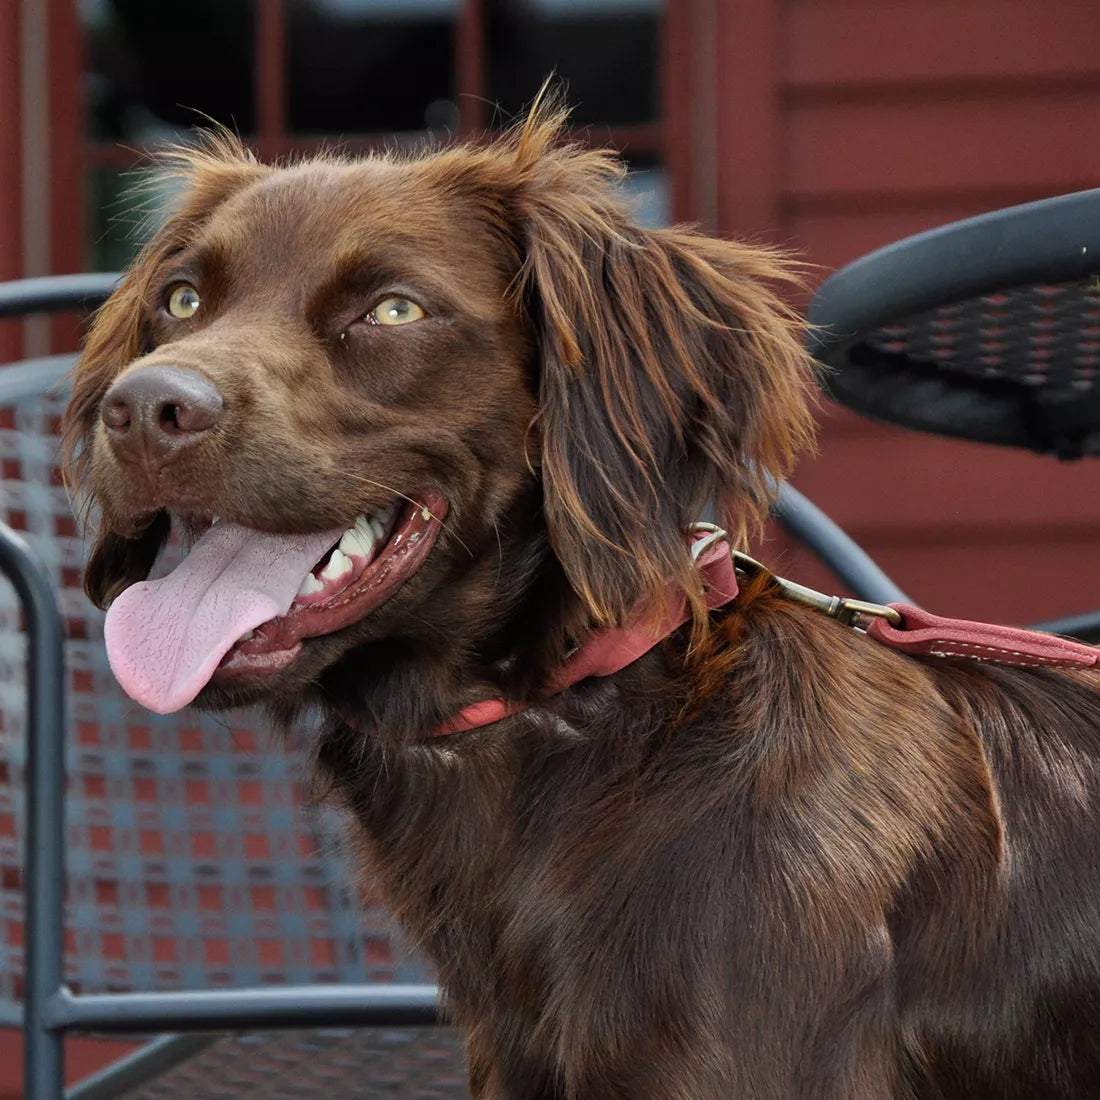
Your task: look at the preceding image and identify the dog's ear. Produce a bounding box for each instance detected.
[61,129,265,607]
[506,109,817,631]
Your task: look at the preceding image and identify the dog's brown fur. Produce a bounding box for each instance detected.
[63,105,1100,1098]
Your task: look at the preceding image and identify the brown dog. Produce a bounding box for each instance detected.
[63,105,1100,1098]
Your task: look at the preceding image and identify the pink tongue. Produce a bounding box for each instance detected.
[104,522,344,714]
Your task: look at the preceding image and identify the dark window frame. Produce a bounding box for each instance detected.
[59,0,696,349]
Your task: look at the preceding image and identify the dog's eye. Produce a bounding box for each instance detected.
[166,285,201,320]
[368,297,425,326]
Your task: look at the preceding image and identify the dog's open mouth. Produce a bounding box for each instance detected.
[103,490,448,713]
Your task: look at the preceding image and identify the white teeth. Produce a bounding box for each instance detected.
[312,505,399,583]
[338,525,372,559]
[296,573,325,598]
[238,629,255,642]
[293,504,403,604]
[320,548,354,584]
[346,504,395,549]
[421,507,431,521]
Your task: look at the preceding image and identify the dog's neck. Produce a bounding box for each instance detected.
[434,534,739,734]
[309,513,578,740]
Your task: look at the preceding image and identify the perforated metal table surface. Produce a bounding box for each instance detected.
[808,188,1100,459]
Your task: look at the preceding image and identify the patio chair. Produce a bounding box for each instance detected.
[0,276,460,1100]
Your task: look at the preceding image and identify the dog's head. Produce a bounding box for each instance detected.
[62,103,816,719]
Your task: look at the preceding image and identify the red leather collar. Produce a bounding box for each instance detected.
[436,534,739,735]
[433,533,1098,737]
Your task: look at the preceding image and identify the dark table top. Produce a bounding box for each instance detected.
[808,188,1100,459]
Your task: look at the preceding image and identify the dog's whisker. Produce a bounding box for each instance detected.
[333,470,473,558]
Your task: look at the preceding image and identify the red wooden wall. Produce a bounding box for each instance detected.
[0,0,21,365]
[694,0,1100,624]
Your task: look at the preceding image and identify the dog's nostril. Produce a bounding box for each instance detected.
[101,399,133,433]
[157,403,183,434]
[100,365,224,459]
[161,393,220,434]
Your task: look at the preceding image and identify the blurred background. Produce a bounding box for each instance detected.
[1,2,1100,1097]
[2,0,1100,623]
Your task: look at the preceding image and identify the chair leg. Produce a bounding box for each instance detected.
[773,482,913,606]
[2,522,68,1100]
[66,1034,221,1100]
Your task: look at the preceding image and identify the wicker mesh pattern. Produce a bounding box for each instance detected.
[126,1029,469,1099]
[0,388,432,1000]
[864,280,1100,391]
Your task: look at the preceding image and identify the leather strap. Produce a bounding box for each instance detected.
[867,604,1099,670]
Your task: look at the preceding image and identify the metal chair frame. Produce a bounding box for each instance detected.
[806,188,1100,641]
[2,277,440,1100]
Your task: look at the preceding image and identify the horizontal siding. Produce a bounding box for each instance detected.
[799,418,1100,533]
[787,1,1100,91]
[783,0,1100,265]
[788,199,1022,271]
[787,93,1100,207]
[752,0,1100,629]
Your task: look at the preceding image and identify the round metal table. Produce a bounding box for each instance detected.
[808,188,1100,460]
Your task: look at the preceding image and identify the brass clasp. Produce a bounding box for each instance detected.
[731,550,903,629]
[687,523,902,630]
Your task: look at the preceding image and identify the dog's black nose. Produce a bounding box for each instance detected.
[101,365,224,464]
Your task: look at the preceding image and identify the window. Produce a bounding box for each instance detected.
[80,0,669,269]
